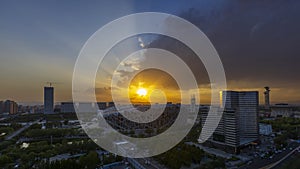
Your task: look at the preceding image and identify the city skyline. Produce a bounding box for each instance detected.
[1,0,300,105]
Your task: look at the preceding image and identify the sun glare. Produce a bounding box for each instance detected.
[137,88,147,96]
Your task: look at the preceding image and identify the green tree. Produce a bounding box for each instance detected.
[0,155,12,166]
[79,151,100,169]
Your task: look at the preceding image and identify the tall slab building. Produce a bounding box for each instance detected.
[44,86,54,114]
[222,91,259,140]
[201,91,259,154]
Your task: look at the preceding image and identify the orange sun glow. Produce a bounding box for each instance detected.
[137,88,147,96]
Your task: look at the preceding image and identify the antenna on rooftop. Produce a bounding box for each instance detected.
[45,82,62,87]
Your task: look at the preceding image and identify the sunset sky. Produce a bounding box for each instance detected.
[1,0,300,105]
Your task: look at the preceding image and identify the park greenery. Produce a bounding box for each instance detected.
[35,151,101,169]
[0,123,22,141]
[261,117,300,148]
[154,142,225,169]
[0,137,109,168]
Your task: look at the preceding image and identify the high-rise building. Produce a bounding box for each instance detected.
[0,101,3,114]
[3,100,18,114]
[201,91,259,154]
[44,86,54,114]
[220,91,259,140]
[237,91,259,140]
[264,86,270,110]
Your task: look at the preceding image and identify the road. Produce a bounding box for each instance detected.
[186,141,300,169]
[5,119,40,140]
[185,142,234,159]
[17,135,89,143]
[128,158,168,169]
[241,142,300,169]
[259,145,300,169]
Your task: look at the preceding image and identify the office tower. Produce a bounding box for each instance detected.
[264,86,270,110]
[237,91,259,140]
[3,100,18,114]
[202,91,259,154]
[44,86,54,114]
[222,91,259,142]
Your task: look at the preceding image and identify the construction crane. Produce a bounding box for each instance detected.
[45,82,62,87]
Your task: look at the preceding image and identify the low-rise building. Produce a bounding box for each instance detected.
[61,102,75,113]
[293,111,300,118]
[270,103,296,117]
[259,123,272,135]
[97,102,107,110]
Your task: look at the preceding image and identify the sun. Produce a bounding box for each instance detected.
[137,88,147,96]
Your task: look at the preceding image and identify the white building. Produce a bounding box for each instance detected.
[271,103,295,117]
[259,123,272,135]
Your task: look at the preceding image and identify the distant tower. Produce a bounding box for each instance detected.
[44,84,54,114]
[191,94,196,112]
[264,86,270,110]
[188,94,196,124]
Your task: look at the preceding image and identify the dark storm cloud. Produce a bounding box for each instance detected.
[148,35,210,87]
[178,0,300,87]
